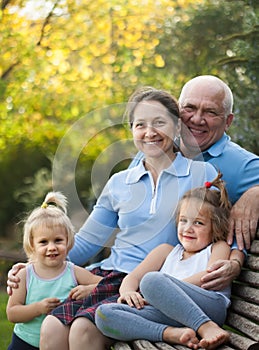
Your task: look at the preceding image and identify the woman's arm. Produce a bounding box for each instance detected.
[118,244,173,308]
[68,178,120,266]
[74,265,103,285]
[69,265,103,300]
[184,241,231,287]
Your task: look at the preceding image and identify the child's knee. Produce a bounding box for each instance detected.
[140,271,162,293]
[40,315,68,347]
[95,305,112,332]
[96,304,111,319]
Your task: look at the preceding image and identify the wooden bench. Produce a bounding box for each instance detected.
[113,230,259,350]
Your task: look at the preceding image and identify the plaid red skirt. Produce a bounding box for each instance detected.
[51,267,127,325]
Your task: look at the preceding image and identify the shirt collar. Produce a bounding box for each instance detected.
[202,133,230,158]
[126,152,192,184]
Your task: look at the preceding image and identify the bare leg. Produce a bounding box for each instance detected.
[163,326,200,349]
[40,315,69,350]
[198,321,230,350]
[69,317,114,350]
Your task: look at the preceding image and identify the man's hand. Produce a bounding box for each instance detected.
[6,262,26,295]
[228,186,259,250]
[200,259,241,291]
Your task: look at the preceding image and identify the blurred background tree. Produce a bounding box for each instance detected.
[0,0,258,241]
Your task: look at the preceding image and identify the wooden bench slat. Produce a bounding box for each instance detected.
[132,340,160,349]
[171,345,193,350]
[238,270,259,287]
[230,299,259,322]
[0,249,27,262]
[250,240,259,255]
[113,342,133,350]
[155,342,178,349]
[228,330,258,350]
[231,284,259,304]
[215,345,239,350]
[246,255,259,271]
[226,313,259,342]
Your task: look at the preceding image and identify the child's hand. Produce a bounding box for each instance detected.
[69,284,95,300]
[117,291,147,309]
[38,297,61,314]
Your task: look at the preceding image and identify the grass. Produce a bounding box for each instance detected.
[0,250,20,348]
[0,289,14,349]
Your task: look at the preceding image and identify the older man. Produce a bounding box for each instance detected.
[178,75,258,251]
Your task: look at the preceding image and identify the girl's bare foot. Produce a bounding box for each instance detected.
[198,321,230,350]
[163,326,200,349]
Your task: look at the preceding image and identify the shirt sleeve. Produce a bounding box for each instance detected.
[230,237,247,257]
[68,234,103,266]
[68,179,119,266]
[236,158,259,199]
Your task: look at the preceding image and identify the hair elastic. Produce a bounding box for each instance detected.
[205,181,212,188]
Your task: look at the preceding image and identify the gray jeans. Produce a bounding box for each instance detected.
[95,271,228,342]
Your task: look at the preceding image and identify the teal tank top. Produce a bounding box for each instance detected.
[14,261,77,348]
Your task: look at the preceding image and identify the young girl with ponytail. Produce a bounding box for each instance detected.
[6,192,102,350]
[95,172,233,350]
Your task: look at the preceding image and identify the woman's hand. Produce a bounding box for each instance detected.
[7,262,27,295]
[38,297,61,315]
[69,284,96,300]
[117,291,147,309]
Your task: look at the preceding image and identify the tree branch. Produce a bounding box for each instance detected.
[1,62,20,79]
[1,0,11,11]
[36,0,60,46]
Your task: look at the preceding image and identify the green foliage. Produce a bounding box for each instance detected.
[0,144,51,236]
[14,167,53,209]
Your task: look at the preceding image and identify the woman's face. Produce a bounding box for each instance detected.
[131,100,178,160]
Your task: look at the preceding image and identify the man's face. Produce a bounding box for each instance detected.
[179,82,233,152]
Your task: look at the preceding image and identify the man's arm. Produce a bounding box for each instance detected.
[228,186,259,250]
[184,241,231,287]
[200,249,244,291]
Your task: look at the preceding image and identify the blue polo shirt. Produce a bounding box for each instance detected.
[193,133,259,204]
[68,153,217,272]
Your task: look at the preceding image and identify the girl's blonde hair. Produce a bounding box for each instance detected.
[23,192,75,259]
[176,172,232,242]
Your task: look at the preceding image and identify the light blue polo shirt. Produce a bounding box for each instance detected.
[68,153,217,272]
[194,133,259,204]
